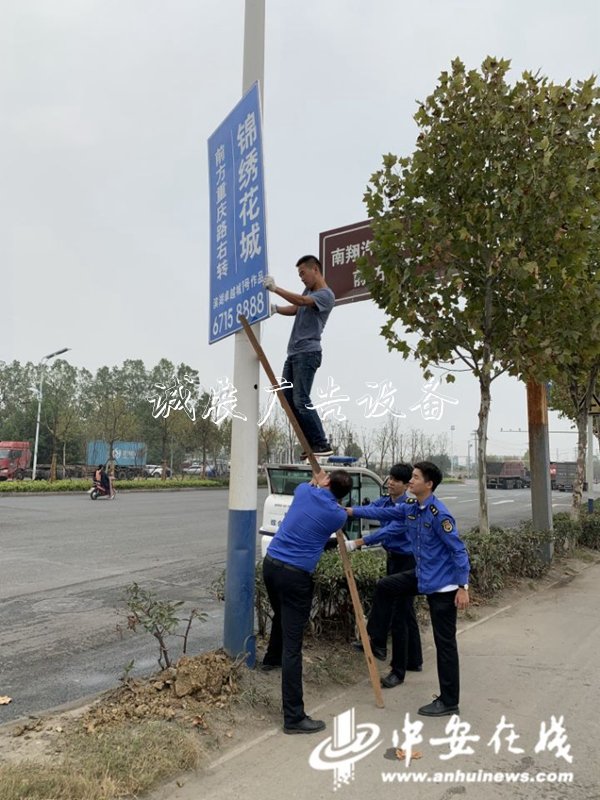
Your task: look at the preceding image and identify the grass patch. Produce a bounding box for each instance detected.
[0,721,202,800]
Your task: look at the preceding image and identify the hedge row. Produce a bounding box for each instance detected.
[252,509,600,641]
[0,477,224,493]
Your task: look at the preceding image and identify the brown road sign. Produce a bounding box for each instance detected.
[319,220,374,306]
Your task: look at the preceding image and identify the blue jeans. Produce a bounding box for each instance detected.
[282,351,329,449]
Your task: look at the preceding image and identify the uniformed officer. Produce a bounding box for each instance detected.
[346,463,423,688]
[262,469,353,734]
[347,461,470,716]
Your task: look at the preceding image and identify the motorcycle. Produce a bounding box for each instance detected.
[89,480,116,500]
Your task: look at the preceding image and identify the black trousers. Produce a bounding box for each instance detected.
[384,552,423,676]
[367,570,460,706]
[263,556,315,725]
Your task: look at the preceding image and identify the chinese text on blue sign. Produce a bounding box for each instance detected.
[207,82,269,343]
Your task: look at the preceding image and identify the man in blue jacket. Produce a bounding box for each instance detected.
[347,461,470,717]
[346,463,423,688]
[262,469,353,734]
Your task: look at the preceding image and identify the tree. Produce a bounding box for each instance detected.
[548,361,600,511]
[0,360,38,444]
[87,365,140,473]
[258,406,287,464]
[42,360,86,479]
[358,427,377,470]
[363,57,600,532]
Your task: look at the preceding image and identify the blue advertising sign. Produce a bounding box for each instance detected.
[207,82,269,344]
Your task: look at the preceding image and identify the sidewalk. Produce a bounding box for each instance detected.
[149,562,600,800]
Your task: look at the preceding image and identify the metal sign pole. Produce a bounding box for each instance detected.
[222,0,266,667]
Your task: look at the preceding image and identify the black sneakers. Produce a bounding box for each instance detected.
[299,446,334,459]
[283,715,326,735]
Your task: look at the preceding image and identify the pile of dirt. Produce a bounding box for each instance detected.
[81,650,243,732]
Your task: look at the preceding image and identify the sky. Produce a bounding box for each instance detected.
[2,0,599,463]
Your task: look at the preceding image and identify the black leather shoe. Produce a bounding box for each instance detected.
[407,664,423,672]
[381,671,404,689]
[283,715,326,735]
[418,697,459,717]
[260,662,281,672]
[351,640,387,661]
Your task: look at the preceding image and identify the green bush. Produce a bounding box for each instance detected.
[311,549,386,640]
[225,512,600,644]
[552,512,581,554]
[462,526,513,597]
[578,509,600,549]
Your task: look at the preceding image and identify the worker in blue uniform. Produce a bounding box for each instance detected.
[347,461,470,717]
[262,469,353,734]
[346,463,423,688]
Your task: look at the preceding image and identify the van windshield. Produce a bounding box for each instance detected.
[0,449,11,457]
[267,467,312,495]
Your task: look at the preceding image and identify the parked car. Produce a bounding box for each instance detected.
[144,464,172,478]
[258,459,386,558]
[182,462,216,477]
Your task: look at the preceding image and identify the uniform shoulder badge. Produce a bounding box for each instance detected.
[442,519,454,533]
[429,504,439,516]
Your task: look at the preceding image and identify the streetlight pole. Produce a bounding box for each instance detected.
[31,347,71,480]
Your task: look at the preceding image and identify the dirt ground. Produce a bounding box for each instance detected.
[0,637,361,774]
[1,551,597,789]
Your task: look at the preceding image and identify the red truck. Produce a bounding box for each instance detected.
[0,441,32,480]
[485,460,530,490]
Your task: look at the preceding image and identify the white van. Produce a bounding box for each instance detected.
[259,459,386,558]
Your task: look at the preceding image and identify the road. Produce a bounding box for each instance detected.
[0,483,577,722]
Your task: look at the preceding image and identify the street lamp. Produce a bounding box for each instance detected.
[32,347,71,480]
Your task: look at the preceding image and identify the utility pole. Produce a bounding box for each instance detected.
[32,347,70,480]
[527,381,553,562]
[222,0,266,667]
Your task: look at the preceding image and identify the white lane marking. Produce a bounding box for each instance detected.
[491,500,515,505]
[439,495,458,500]
[457,499,475,504]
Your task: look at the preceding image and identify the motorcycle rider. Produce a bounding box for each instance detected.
[94,464,112,497]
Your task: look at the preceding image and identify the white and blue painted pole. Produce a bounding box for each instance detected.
[223,0,265,666]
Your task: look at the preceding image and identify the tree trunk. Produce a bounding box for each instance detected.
[476,373,491,534]
[572,407,588,513]
[571,367,599,513]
